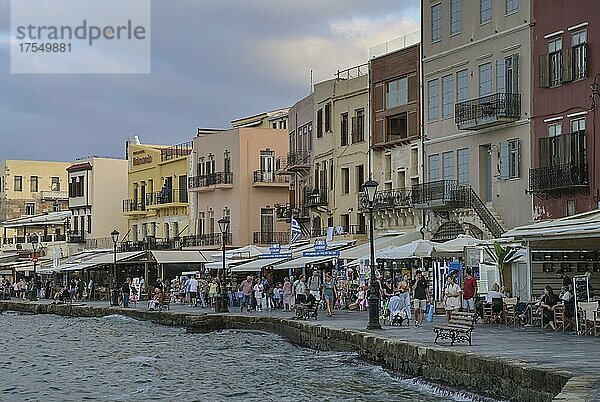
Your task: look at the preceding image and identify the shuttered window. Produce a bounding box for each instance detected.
[451,0,461,35]
[431,3,442,43]
[572,30,587,80]
[500,139,520,180]
[427,79,439,121]
[548,38,563,86]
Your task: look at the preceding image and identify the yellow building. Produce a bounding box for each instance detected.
[0,159,70,221]
[122,141,192,246]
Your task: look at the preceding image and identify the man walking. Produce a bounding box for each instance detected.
[411,270,430,327]
[239,275,254,312]
[189,275,199,307]
[462,268,477,313]
[308,270,322,302]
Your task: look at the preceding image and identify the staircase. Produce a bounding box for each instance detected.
[460,187,505,238]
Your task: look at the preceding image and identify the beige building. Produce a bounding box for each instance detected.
[231,108,289,130]
[308,66,370,237]
[0,159,70,222]
[67,157,128,250]
[421,0,532,239]
[189,128,289,247]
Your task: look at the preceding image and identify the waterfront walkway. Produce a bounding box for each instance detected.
[40,299,600,378]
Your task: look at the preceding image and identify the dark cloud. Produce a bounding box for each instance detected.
[0,0,419,161]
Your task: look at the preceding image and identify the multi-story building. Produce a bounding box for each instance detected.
[231,108,289,130]
[528,0,600,219]
[306,65,370,237]
[0,160,70,222]
[188,128,289,247]
[122,140,192,248]
[421,0,532,240]
[67,156,128,250]
[368,33,423,233]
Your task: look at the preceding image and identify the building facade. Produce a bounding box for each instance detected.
[231,108,289,130]
[529,0,600,219]
[67,157,128,250]
[0,160,70,222]
[369,35,423,233]
[189,128,289,247]
[421,0,532,239]
[122,141,192,247]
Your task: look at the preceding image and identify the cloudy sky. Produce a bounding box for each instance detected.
[0,0,420,161]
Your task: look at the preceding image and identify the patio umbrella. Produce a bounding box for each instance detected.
[378,239,436,260]
[433,235,480,256]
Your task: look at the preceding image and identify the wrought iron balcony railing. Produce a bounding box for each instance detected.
[67,232,86,244]
[122,199,145,213]
[146,188,188,205]
[181,233,232,247]
[286,151,311,169]
[529,163,589,193]
[160,141,193,162]
[253,232,290,245]
[188,172,233,188]
[253,170,289,184]
[304,189,328,207]
[455,92,521,130]
[358,188,412,211]
[411,180,468,208]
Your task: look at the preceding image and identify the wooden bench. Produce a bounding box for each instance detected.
[433,311,475,346]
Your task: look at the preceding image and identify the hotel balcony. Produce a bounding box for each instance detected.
[181,233,232,248]
[188,172,233,191]
[146,188,189,209]
[529,163,589,194]
[122,199,146,215]
[41,190,68,201]
[455,93,521,130]
[67,231,86,244]
[284,151,311,172]
[304,189,328,208]
[253,170,289,187]
[358,188,412,211]
[160,141,193,162]
[308,225,367,238]
[253,231,290,245]
[411,180,468,210]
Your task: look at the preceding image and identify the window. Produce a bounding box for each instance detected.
[272,122,277,129]
[14,176,22,192]
[387,113,408,141]
[317,109,323,138]
[506,0,518,14]
[279,120,287,129]
[548,122,562,137]
[163,223,169,240]
[198,212,205,236]
[479,63,493,96]
[451,0,461,35]
[356,165,364,193]
[25,202,35,215]
[224,150,231,174]
[572,29,587,80]
[87,215,92,233]
[340,113,348,146]
[457,148,470,185]
[386,78,408,108]
[456,69,469,102]
[497,54,519,93]
[342,168,350,194]
[30,176,38,192]
[51,177,60,191]
[501,139,521,180]
[571,117,586,133]
[324,103,331,132]
[442,75,454,118]
[352,109,365,143]
[428,154,440,181]
[427,79,439,122]
[480,0,492,24]
[442,151,454,180]
[548,38,563,87]
[150,222,157,237]
[566,200,576,216]
[142,223,148,238]
[431,3,441,43]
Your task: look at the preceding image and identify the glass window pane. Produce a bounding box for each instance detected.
[442,75,454,118]
[431,4,442,42]
[456,69,469,102]
[451,0,461,35]
[428,79,439,121]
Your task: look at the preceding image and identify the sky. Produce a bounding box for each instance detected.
[0,0,420,161]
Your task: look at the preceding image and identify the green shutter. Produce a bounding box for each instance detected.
[499,141,509,180]
[496,59,506,94]
[512,54,519,93]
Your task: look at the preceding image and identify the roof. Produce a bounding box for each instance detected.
[67,162,92,172]
[273,255,337,271]
[230,258,288,273]
[151,250,210,264]
[2,211,72,228]
[503,209,600,241]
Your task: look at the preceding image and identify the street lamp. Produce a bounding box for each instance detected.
[30,238,39,301]
[110,230,120,306]
[217,217,230,313]
[362,179,381,330]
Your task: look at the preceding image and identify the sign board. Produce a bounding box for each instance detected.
[573,275,590,334]
[314,239,327,251]
[269,244,281,254]
[31,257,38,263]
[303,250,340,257]
[258,253,292,259]
[448,261,462,272]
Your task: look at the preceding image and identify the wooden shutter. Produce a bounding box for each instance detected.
[562,46,573,82]
[373,119,384,145]
[500,141,509,180]
[373,84,384,112]
[408,111,418,138]
[538,54,550,88]
[351,116,357,143]
[496,59,506,94]
[512,54,520,93]
[408,74,418,102]
[539,138,550,168]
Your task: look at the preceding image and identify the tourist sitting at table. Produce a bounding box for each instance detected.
[539,285,558,329]
[148,288,163,311]
[559,285,575,320]
[295,290,317,318]
[475,283,504,321]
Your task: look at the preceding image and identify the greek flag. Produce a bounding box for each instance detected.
[290,217,302,244]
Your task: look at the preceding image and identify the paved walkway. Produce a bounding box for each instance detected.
[21,299,600,376]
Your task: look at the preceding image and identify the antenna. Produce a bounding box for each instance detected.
[310,69,313,94]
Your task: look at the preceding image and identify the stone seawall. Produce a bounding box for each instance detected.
[1,301,594,402]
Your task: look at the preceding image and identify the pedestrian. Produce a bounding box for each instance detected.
[189,275,199,307]
[443,275,462,322]
[294,275,307,305]
[322,274,337,317]
[208,279,218,307]
[282,277,293,311]
[411,270,430,328]
[462,268,477,313]
[308,270,322,302]
[253,279,264,312]
[273,283,282,309]
[122,277,131,308]
[238,275,254,312]
[87,278,94,301]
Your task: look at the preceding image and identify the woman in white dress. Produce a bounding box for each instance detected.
[443,275,462,323]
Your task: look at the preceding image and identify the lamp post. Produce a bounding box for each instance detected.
[110,230,120,306]
[217,217,230,313]
[362,179,381,330]
[30,238,39,301]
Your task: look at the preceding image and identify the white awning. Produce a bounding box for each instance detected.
[204,259,253,270]
[151,250,210,264]
[503,209,600,240]
[230,258,288,273]
[273,255,337,271]
[338,232,420,260]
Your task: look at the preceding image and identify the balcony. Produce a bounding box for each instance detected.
[308,225,367,238]
[146,188,188,208]
[304,189,328,208]
[188,172,233,191]
[275,203,310,222]
[529,163,589,194]
[285,151,311,172]
[181,233,232,248]
[253,170,289,187]
[122,199,146,214]
[67,232,86,244]
[358,188,412,211]
[41,190,68,201]
[253,232,290,245]
[411,180,468,210]
[455,93,521,130]
[160,141,193,162]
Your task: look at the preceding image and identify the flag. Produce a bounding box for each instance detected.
[291,217,302,243]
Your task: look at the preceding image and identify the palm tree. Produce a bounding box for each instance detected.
[484,241,518,287]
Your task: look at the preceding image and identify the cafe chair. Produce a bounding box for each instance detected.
[503,297,518,326]
[553,304,573,332]
[577,302,599,336]
[483,297,504,324]
[530,307,544,329]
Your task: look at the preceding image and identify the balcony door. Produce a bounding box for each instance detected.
[261,208,274,243]
[260,150,275,182]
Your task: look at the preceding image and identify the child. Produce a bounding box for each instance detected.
[273,283,282,309]
[356,286,366,311]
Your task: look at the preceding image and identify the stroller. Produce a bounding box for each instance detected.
[387,294,411,326]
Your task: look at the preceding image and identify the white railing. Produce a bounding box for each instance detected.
[369,31,420,59]
[40,191,68,200]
